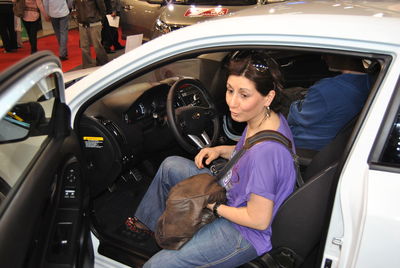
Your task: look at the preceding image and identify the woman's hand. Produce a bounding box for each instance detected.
[194,147,220,169]
[194,145,235,169]
[206,202,215,210]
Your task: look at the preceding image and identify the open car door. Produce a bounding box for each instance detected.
[0,51,93,268]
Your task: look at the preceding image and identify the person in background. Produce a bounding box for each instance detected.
[101,0,124,53]
[122,50,297,268]
[14,15,23,48]
[287,55,371,151]
[0,0,18,53]
[109,0,124,51]
[21,0,49,54]
[43,0,72,61]
[74,0,108,68]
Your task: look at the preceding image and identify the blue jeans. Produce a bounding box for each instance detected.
[51,15,69,58]
[135,156,258,268]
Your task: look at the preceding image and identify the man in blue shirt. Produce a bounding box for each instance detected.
[288,55,371,150]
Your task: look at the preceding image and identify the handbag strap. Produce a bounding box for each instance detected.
[216,130,304,188]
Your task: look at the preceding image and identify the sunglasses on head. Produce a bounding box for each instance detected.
[230,50,270,73]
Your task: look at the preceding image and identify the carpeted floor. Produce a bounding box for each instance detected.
[0,28,126,73]
[91,163,161,257]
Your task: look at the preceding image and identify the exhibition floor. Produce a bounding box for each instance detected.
[0,27,126,73]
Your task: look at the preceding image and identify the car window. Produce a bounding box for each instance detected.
[0,74,56,200]
[380,111,400,165]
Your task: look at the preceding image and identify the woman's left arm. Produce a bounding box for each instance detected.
[207,193,273,230]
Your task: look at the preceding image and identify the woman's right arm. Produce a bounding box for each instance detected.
[36,0,50,20]
[194,145,235,169]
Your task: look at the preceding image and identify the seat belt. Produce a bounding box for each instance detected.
[215,130,304,188]
[245,130,304,188]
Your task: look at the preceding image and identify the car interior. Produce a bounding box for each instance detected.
[73,48,383,267]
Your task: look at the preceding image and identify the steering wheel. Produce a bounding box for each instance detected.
[166,78,220,154]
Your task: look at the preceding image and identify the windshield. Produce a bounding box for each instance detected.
[170,0,258,6]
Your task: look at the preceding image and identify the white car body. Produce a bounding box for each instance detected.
[67,1,400,267]
[1,1,400,267]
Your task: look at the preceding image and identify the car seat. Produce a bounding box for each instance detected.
[242,115,357,268]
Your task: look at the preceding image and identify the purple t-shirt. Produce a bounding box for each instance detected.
[223,114,296,255]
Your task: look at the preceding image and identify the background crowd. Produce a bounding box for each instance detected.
[0,0,124,68]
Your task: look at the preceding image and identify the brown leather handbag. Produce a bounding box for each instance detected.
[155,130,302,250]
[155,173,226,250]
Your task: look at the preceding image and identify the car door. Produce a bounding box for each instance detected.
[320,56,400,268]
[0,51,93,268]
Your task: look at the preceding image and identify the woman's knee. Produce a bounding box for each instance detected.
[143,250,177,268]
[159,156,192,176]
[161,156,187,167]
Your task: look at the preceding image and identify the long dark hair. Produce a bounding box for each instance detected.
[225,50,285,113]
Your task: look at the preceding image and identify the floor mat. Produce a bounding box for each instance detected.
[92,171,161,259]
[91,157,185,262]
[114,220,161,255]
[92,177,148,234]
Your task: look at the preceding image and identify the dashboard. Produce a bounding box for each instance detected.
[78,77,214,196]
[124,81,209,124]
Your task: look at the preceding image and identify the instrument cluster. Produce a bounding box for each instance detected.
[123,82,207,124]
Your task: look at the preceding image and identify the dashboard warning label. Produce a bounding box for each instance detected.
[83,136,104,148]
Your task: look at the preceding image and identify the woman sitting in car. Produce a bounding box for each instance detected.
[123,50,297,268]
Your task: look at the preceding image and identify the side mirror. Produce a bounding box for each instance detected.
[0,102,46,143]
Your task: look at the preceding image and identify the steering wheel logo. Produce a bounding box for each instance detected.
[192,112,201,120]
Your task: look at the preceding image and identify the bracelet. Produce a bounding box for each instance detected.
[213,202,222,218]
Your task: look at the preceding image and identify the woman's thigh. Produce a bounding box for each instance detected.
[135,156,211,230]
[144,218,258,268]
[158,155,210,186]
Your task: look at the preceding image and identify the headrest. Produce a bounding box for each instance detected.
[323,54,365,73]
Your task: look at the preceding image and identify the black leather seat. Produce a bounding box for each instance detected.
[242,117,356,268]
